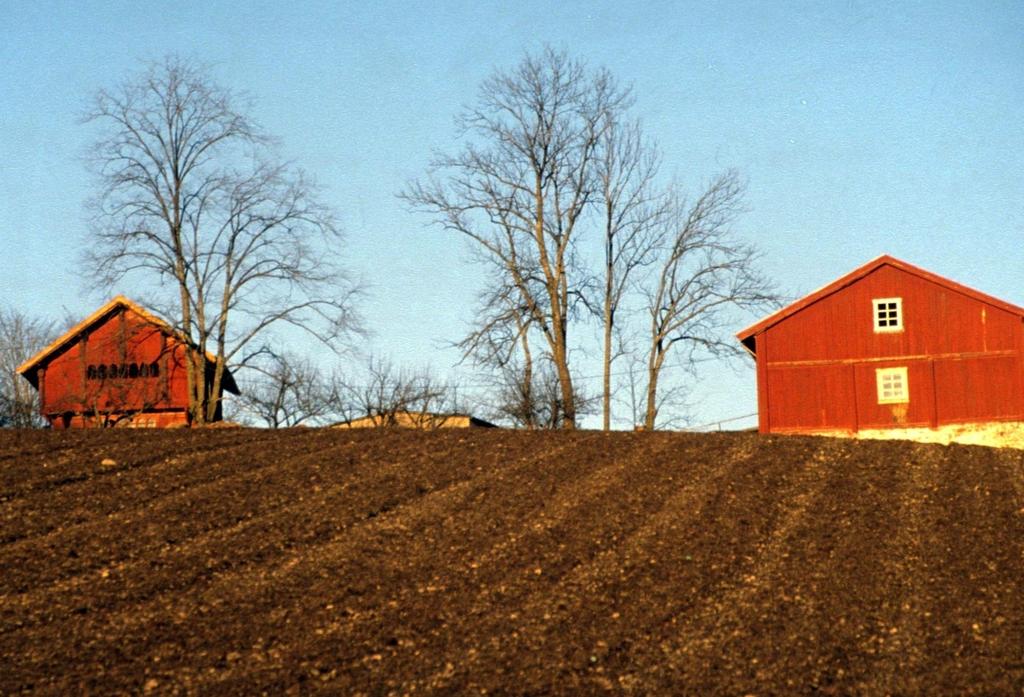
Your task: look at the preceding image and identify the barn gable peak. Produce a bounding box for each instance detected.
[16,296,237,395]
[737,254,1024,355]
[17,296,167,380]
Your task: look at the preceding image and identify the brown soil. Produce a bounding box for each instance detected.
[1,428,1022,695]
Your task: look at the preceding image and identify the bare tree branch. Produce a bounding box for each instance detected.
[332,357,464,428]
[0,308,56,428]
[83,56,363,424]
[595,115,669,430]
[642,171,779,429]
[228,349,338,428]
[403,46,631,429]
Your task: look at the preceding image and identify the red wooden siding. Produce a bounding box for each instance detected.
[765,364,857,432]
[18,297,237,429]
[738,256,1024,434]
[764,265,1021,364]
[43,318,182,412]
[933,355,1024,424]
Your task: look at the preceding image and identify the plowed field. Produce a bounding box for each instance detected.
[1,428,1023,695]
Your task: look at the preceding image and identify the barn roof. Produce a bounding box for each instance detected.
[17,295,239,394]
[736,254,1024,354]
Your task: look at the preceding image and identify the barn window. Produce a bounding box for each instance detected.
[876,367,909,404]
[873,298,903,332]
[87,365,97,380]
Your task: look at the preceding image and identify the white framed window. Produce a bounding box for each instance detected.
[873,297,903,332]
[876,367,909,404]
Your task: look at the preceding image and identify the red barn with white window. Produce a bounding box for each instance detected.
[17,296,239,428]
[737,255,1024,434]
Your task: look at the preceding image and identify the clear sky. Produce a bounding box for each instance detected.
[2,1,1022,429]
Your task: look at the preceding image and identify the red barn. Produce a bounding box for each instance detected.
[17,296,239,429]
[737,255,1024,435]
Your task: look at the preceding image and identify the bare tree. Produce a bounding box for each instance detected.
[595,116,666,430]
[455,263,544,428]
[615,348,649,430]
[455,262,596,429]
[642,171,778,429]
[486,355,596,429]
[404,47,631,429]
[83,55,361,425]
[0,308,56,428]
[230,350,337,428]
[334,356,463,428]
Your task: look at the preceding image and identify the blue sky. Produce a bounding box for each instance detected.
[2,1,1022,428]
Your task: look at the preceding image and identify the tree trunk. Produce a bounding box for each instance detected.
[192,351,208,426]
[519,326,535,429]
[602,234,614,431]
[602,308,612,431]
[176,278,203,426]
[644,344,664,430]
[644,366,658,430]
[552,336,576,429]
[206,356,226,424]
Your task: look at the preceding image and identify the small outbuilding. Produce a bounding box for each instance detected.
[737,255,1024,436]
[334,411,498,430]
[17,296,239,428]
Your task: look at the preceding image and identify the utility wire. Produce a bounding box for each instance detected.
[690,412,758,431]
[327,355,729,391]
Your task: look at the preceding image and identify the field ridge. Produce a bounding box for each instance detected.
[0,428,1022,695]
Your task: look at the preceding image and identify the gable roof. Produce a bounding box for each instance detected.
[17,295,239,394]
[736,254,1024,353]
